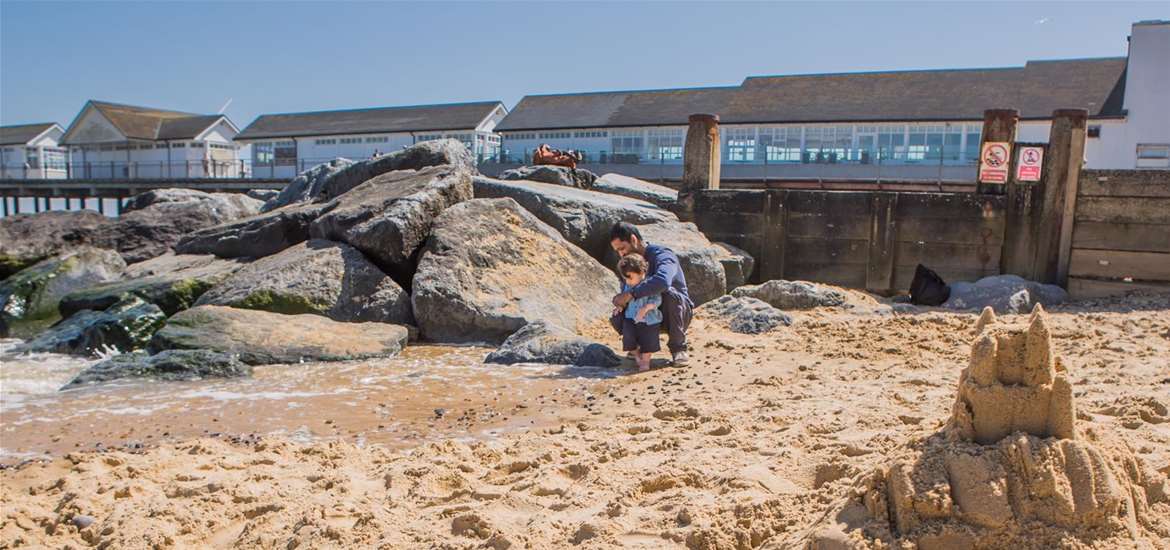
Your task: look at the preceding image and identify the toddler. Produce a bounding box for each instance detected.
[617,254,662,371]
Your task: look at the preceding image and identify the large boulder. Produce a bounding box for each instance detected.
[412,198,619,344]
[592,173,678,207]
[150,305,409,365]
[261,158,354,212]
[59,253,246,317]
[499,165,597,189]
[316,139,476,201]
[62,350,251,389]
[309,165,473,282]
[174,201,329,259]
[93,190,262,263]
[943,274,1068,314]
[606,221,727,306]
[13,296,166,355]
[1,247,126,323]
[0,211,112,279]
[484,321,621,367]
[472,176,676,262]
[698,295,791,334]
[195,240,411,324]
[731,279,848,310]
[715,242,755,291]
[246,188,280,202]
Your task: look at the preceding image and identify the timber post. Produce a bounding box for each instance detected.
[1036,109,1087,286]
[679,113,721,220]
[976,109,1019,195]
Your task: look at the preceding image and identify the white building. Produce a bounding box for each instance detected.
[61,100,242,179]
[493,20,1169,180]
[234,101,508,179]
[0,123,68,179]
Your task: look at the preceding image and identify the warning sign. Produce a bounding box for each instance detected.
[1016,146,1044,182]
[979,142,1011,184]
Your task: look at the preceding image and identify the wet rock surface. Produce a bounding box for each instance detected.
[412,198,619,344]
[0,210,112,279]
[195,240,411,324]
[12,296,166,355]
[62,349,251,389]
[499,165,597,189]
[1,247,126,324]
[698,295,791,334]
[472,176,675,262]
[731,279,847,310]
[484,321,621,367]
[943,274,1069,314]
[59,253,245,317]
[150,305,409,365]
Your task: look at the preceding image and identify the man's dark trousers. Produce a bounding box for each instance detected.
[611,287,693,354]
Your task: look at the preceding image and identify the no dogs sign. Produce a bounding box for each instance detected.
[979,142,1011,184]
[1016,146,1044,182]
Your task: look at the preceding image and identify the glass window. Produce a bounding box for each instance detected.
[944,125,963,162]
[877,124,906,162]
[760,127,801,162]
[804,127,826,163]
[647,128,683,161]
[830,126,853,162]
[964,124,982,163]
[610,130,644,159]
[43,148,66,170]
[1136,144,1170,169]
[254,142,274,164]
[274,141,296,166]
[726,127,756,162]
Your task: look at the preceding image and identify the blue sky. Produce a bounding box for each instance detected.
[1,1,1165,130]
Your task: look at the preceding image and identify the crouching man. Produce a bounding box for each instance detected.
[609,222,694,366]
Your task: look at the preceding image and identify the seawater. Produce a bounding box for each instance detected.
[0,339,617,464]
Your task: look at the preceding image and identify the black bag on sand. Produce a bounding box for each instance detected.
[909,264,951,306]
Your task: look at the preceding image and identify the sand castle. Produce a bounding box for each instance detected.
[806,304,1167,549]
[948,305,1075,444]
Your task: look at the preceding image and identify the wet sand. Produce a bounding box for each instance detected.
[2,293,1168,548]
[1,345,621,464]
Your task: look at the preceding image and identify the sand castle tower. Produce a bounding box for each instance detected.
[948,305,1075,444]
[803,304,1167,549]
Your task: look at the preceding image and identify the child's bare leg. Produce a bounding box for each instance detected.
[637,352,652,371]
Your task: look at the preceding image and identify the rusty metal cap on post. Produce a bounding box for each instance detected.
[689,114,720,124]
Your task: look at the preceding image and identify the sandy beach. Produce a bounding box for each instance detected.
[3,290,1167,549]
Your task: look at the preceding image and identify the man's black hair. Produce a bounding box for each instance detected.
[610,222,642,243]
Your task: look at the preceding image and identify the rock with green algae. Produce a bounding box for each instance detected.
[0,247,126,324]
[59,253,245,317]
[150,305,408,365]
[62,349,251,389]
[10,296,165,355]
[194,240,411,323]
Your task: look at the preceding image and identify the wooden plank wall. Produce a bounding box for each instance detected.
[691,189,1006,293]
[1067,169,1170,298]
